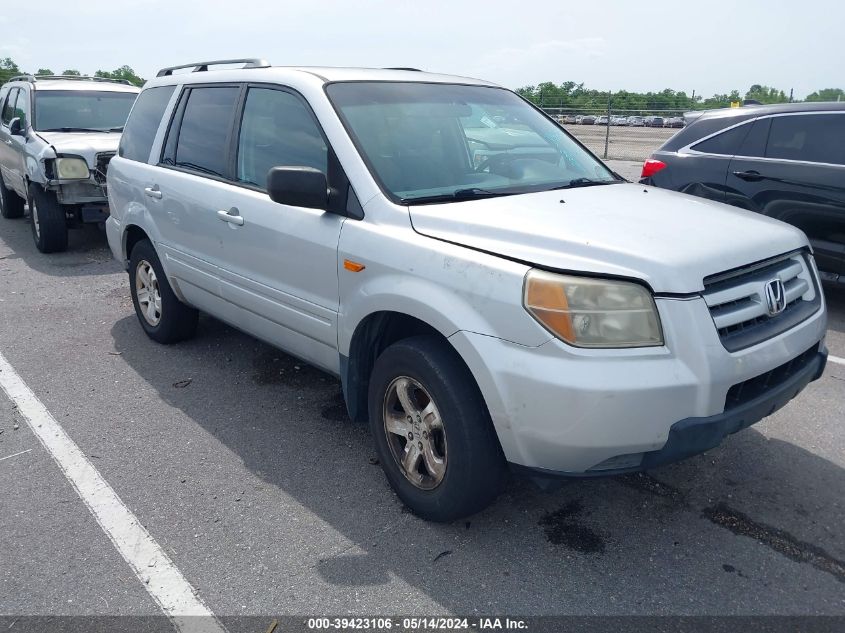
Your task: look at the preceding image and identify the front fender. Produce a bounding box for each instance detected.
[337,223,551,356]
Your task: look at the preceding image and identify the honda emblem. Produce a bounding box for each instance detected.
[764,279,786,316]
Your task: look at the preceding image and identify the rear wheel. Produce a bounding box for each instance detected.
[0,174,25,219]
[368,335,506,522]
[29,185,68,253]
[129,238,198,343]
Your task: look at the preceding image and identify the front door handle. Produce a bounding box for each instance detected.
[732,170,764,182]
[217,207,244,226]
[144,186,163,199]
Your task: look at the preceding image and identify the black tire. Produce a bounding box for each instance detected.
[128,239,198,344]
[368,335,506,522]
[0,173,25,219]
[29,185,68,253]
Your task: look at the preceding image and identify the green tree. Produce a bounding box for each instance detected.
[744,84,788,104]
[61,69,81,76]
[36,68,55,76]
[805,88,844,102]
[94,65,144,87]
[0,57,22,86]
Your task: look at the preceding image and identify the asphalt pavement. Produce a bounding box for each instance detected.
[1,208,843,623]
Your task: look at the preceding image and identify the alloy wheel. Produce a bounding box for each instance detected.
[382,376,447,490]
[31,199,40,237]
[135,260,162,326]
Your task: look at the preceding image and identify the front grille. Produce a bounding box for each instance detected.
[702,252,821,352]
[724,344,819,410]
[93,152,115,186]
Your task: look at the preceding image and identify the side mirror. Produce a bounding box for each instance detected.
[267,166,328,210]
[9,117,25,137]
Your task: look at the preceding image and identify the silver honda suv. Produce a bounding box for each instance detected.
[0,75,139,252]
[106,59,827,521]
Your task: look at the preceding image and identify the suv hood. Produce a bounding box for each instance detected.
[36,131,120,160]
[409,183,808,294]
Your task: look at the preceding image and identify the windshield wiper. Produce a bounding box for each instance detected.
[108,126,124,132]
[403,188,517,204]
[39,127,108,133]
[552,177,619,190]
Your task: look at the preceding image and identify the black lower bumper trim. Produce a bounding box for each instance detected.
[512,347,828,480]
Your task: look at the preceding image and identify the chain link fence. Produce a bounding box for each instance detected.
[540,105,689,162]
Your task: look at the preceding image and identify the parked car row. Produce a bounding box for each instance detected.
[556,114,685,127]
[0,61,832,522]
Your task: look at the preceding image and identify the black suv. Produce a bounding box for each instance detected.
[640,103,845,282]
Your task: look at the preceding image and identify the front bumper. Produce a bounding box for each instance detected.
[448,294,828,474]
[518,346,827,479]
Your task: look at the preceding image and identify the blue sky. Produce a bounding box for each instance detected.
[1,0,841,98]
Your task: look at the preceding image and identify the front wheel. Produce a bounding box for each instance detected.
[29,185,68,253]
[368,335,506,522]
[128,239,198,344]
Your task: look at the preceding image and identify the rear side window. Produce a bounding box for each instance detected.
[766,113,845,165]
[171,86,240,177]
[2,88,18,125]
[236,88,327,189]
[692,122,750,155]
[119,86,175,162]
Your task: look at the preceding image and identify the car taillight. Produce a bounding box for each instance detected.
[641,159,667,179]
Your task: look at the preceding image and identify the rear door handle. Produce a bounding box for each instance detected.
[144,186,163,199]
[732,170,764,182]
[217,207,244,226]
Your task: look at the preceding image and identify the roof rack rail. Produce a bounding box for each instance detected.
[156,58,270,77]
[384,67,422,71]
[8,74,133,85]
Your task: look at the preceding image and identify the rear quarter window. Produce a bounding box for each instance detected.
[692,122,751,155]
[119,86,175,162]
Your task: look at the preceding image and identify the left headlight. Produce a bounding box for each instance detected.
[523,269,663,348]
[55,157,90,180]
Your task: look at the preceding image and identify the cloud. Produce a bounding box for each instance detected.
[471,38,607,77]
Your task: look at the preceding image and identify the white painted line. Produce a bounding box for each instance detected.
[0,448,32,462]
[828,354,845,366]
[0,352,226,633]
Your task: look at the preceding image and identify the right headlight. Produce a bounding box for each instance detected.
[55,157,90,180]
[523,269,663,348]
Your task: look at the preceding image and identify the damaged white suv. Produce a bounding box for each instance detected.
[0,75,139,252]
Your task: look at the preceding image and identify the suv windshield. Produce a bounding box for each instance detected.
[326,82,618,203]
[34,90,137,132]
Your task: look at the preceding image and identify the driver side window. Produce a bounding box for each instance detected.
[12,89,27,127]
[1,89,18,126]
[236,87,327,190]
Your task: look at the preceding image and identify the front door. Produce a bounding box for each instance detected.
[216,85,344,373]
[0,88,26,196]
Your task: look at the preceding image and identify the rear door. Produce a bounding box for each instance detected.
[727,112,845,277]
[151,84,242,309]
[674,121,754,202]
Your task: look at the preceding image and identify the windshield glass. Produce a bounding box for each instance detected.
[34,90,137,132]
[326,82,617,203]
